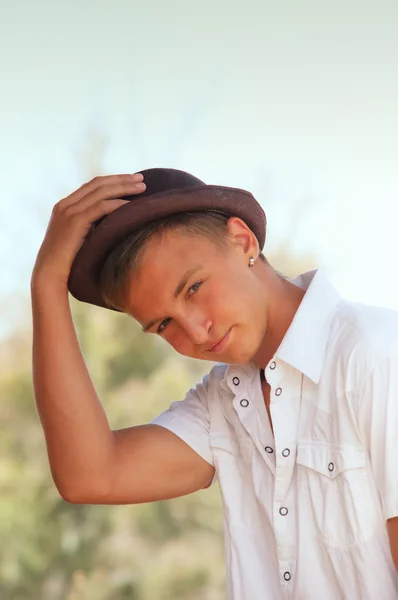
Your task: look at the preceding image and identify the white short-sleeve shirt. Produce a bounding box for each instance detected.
[151,269,398,599]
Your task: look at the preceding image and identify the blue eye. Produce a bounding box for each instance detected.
[188,281,202,295]
[157,318,171,334]
[156,282,202,335]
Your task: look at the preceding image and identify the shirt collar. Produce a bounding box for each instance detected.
[222,269,341,388]
[275,269,340,383]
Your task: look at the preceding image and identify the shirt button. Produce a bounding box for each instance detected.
[328,462,335,472]
[283,571,291,582]
[282,448,290,457]
[232,376,240,385]
[265,446,274,453]
[240,398,249,407]
[270,361,276,370]
[275,387,282,396]
[279,506,288,516]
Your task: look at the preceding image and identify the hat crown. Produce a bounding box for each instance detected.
[137,168,205,197]
[92,168,206,229]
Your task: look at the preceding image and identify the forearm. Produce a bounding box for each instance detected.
[31,279,115,502]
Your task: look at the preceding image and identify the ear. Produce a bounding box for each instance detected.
[226,217,259,260]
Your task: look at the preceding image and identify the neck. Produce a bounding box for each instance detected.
[252,269,306,369]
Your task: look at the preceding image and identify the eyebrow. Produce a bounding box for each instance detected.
[141,265,202,333]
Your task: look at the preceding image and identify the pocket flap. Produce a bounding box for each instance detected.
[296,443,366,479]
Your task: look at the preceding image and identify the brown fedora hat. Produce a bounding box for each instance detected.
[68,167,267,310]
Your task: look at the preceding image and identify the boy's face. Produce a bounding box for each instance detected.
[124,220,269,364]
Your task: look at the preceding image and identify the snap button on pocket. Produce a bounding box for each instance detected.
[296,443,367,479]
[296,442,374,548]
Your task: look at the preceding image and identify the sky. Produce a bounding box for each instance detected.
[1,0,398,335]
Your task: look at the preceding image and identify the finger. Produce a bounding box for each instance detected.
[60,173,145,207]
[67,173,144,206]
[70,180,146,216]
[81,199,131,228]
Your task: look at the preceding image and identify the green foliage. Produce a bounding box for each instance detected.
[69,299,170,390]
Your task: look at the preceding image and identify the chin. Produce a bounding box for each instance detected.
[225,343,257,365]
[216,328,255,364]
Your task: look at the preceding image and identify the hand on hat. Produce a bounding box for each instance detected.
[31,174,146,289]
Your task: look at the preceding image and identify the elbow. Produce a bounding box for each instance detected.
[54,478,110,505]
[58,487,87,504]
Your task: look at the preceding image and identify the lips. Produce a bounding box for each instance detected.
[209,328,232,353]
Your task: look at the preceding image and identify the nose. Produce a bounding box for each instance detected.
[183,313,212,346]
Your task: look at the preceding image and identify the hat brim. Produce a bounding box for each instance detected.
[68,184,266,310]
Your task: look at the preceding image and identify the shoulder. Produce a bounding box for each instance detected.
[329,299,398,380]
[185,362,228,404]
[206,362,229,385]
[195,362,229,398]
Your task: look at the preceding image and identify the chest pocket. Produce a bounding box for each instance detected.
[296,442,378,549]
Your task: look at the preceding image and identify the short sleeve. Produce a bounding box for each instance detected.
[359,351,398,520]
[150,374,214,468]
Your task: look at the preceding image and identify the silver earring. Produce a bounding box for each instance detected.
[248,256,255,267]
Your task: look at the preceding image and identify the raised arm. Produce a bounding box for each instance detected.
[31,175,214,504]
